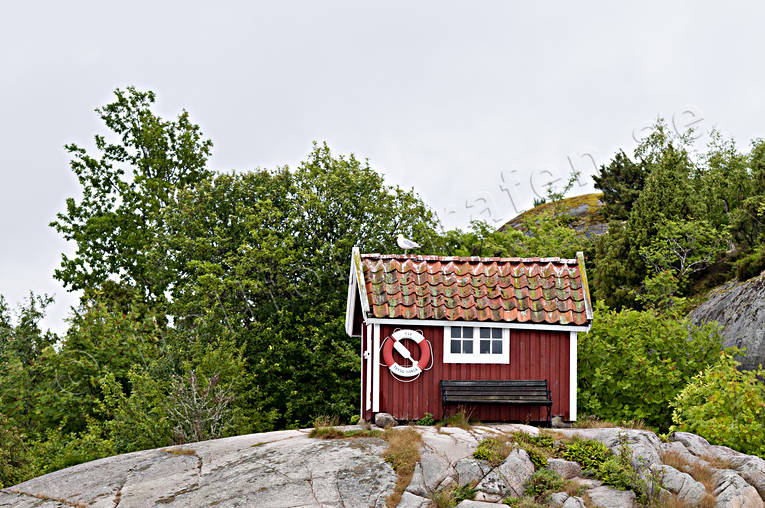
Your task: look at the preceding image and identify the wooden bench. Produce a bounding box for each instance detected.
[440,379,553,427]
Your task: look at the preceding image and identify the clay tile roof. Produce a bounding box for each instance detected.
[357,252,593,326]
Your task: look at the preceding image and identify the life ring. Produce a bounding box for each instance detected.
[382,329,431,377]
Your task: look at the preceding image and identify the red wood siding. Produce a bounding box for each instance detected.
[370,324,570,422]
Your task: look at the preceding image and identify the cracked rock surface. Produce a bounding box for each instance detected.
[4,424,765,507]
[0,429,394,508]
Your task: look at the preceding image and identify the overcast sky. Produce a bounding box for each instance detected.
[2,1,764,334]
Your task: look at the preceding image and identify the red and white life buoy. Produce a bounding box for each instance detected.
[382,329,431,378]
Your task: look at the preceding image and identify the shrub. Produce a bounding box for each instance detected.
[30,422,114,476]
[513,431,556,450]
[416,412,436,426]
[512,431,557,469]
[597,455,633,490]
[562,438,610,473]
[524,469,564,497]
[447,407,475,430]
[671,353,765,457]
[735,245,765,280]
[453,483,478,504]
[473,436,513,467]
[524,448,548,470]
[0,414,32,488]
[578,302,723,430]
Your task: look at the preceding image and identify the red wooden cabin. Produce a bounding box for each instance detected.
[345,248,593,424]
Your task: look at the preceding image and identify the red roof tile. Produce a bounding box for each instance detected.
[358,253,593,326]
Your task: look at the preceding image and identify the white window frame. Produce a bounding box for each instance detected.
[443,326,510,364]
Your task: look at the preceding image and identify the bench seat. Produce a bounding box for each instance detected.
[440,379,553,427]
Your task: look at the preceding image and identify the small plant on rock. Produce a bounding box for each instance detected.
[308,416,343,439]
[473,436,513,467]
[524,469,565,497]
[597,454,634,490]
[511,431,555,469]
[447,406,476,429]
[429,482,477,508]
[562,437,610,473]
[453,483,478,504]
[501,495,546,508]
[416,412,436,426]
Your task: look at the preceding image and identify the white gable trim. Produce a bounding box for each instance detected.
[577,251,594,321]
[569,330,578,421]
[364,317,591,333]
[345,247,372,336]
[345,261,357,336]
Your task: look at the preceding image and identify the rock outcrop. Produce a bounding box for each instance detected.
[2,424,765,507]
[499,193,608,239]
[689,271,765,371]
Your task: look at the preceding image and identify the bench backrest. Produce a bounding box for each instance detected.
[440,379,550,402]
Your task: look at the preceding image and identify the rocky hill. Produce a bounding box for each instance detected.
[689,271,765,371]
[499,193,608,239]
[3,423,764,508]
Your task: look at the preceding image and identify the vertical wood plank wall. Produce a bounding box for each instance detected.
[363,325,571,422]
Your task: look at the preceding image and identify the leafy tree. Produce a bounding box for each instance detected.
[98,369,171,453]
[591,123,718,308]
[0,414,31,488]
[578,302,723,430]
[634,219,729,310]
[29,421,114,477]
[0,294,58,438]
[696,132,751,232]
[639,219,728,280]
[727,139,765,248]
[593,150,650,221]
[671,353,765,457]
[162,143,441,427]
[50,87,213,302]
[590,222,644,309]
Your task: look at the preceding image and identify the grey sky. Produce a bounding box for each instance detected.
[2,1,764,335]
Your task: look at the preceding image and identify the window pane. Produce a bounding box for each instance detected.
[480,327,490,338]
[451,327,461,338]
[451,340,461,354]
[463,340,473,354]
[492,340,502,354]
[480,340,490,354]
[492,328,503,338]
[463,327,474,338]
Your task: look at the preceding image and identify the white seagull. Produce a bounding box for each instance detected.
[397,234,421,255]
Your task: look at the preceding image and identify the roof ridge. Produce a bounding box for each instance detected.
[360,253,578,264]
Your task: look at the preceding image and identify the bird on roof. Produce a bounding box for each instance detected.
[397,234,421,255]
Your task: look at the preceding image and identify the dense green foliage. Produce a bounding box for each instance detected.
[0,414,31,488]
[562,438,610,473]
[592,122,765,309]
[671,353,765,457]
[578,303,723,430]
[3,89,765,486]
[524,469,564,497]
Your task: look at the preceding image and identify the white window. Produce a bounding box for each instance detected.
[443,326,510,364]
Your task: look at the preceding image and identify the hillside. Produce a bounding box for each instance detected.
[3,424,764,507]
[499,193,608,238]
